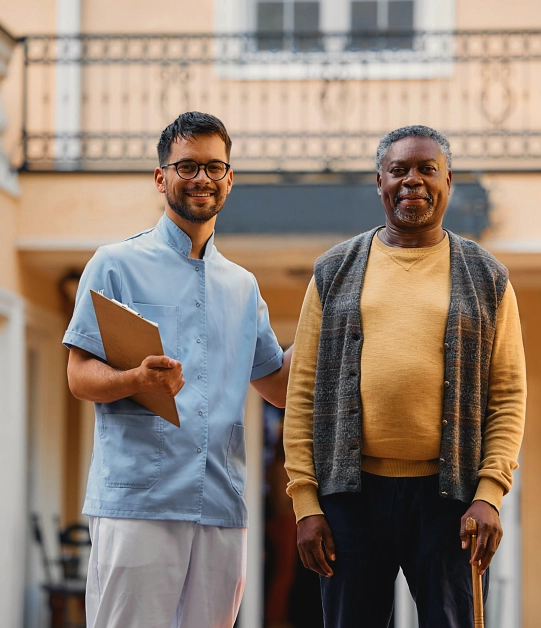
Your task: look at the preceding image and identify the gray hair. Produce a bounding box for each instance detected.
[375,125,452,174]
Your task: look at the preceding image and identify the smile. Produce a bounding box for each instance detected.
[186,192,213,197]
[395,193,433,205]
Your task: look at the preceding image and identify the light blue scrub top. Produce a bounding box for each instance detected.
[63,214,283,527]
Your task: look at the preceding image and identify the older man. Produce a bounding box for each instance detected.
[283,125,526,627]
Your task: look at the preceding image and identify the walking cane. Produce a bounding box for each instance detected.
[466,517,484,628]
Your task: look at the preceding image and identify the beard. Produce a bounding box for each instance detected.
[165,181,225,224]
[393,191,434,226]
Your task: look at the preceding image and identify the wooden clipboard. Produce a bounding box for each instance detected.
[90,290,180,427]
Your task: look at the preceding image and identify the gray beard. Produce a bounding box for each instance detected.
[393,191,434,225]
[393,204,435,226]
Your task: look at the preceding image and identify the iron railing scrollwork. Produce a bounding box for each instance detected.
[19,30,541,172]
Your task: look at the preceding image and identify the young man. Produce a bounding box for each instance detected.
[65,111,291,628]
[284,125,526,628]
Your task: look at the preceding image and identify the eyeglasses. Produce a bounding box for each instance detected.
[160,159,231,181]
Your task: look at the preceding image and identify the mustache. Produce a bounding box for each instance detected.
[394,189,433,204]
[184,186,215,194]
[164,179,215,194]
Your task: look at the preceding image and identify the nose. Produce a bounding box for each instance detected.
[193,166,211,181]
[403,168,423,186]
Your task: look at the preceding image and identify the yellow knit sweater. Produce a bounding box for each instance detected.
[284,232,526,522]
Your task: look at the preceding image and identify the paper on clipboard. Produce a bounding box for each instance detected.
[90,289,180,427]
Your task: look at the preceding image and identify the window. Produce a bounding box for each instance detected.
[215,0,455,80]
[256,1,322,51]
[255,0,415,51]
[350,0,415,49]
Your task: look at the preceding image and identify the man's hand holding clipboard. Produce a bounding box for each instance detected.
[90,290,182,427]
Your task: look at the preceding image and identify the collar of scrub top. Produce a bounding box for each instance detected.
[157,213,217,260]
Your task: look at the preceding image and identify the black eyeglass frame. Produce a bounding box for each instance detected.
[160,159,231,181]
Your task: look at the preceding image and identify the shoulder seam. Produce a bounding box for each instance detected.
[100,246,123,296]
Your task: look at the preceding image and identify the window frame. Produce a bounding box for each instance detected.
[350,0,415,31]
[214,0,455,81]
[254,0,324,52]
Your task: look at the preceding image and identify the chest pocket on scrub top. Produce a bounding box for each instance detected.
[131,303,180,359]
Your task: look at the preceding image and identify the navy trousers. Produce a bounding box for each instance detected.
[319,473,488,628]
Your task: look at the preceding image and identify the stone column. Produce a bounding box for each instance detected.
[55,0,81,168]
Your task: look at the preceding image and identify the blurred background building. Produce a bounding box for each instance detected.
[1,1,541,626]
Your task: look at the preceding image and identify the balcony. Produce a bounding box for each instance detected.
[16,30,541,173]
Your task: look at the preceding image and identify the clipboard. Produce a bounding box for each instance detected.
[90,289,180,427]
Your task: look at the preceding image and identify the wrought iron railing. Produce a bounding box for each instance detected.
[18,30,541,172]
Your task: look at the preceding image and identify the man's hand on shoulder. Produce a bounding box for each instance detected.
[460,500,503,575]
[297,514,336,578]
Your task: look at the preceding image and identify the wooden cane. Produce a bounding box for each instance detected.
[466,517,484,628]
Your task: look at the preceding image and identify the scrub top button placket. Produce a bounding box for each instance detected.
[194,259,208,489]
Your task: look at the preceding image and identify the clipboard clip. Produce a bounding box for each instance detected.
[110,299,143,318]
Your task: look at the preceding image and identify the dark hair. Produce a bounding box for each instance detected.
[375,125,452,174]
[157,111,232,164]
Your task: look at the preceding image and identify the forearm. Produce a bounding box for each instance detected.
[283,425,323,523]
[284,352,321,513]
[283,336,321,521]
[68,350,143,403]
[67,346,184,403]
[475,397,525,510]
[251,345,293,408]
[284,277,324,522]
[475,395,525,509]
[475,282,526,510]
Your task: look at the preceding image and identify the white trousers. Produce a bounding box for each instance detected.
[86,517,247,628]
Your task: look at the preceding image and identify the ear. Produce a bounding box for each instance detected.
[226,168,234,195]
[376,172,382,195]
[155,167,166,194]
[447,169,452,193]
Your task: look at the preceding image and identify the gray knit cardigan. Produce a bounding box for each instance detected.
[313,227,508,503]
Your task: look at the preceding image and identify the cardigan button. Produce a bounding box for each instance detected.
[444,342,450,349]
[440,457,446,464]
[441,491,449,498]
[444,381,450,388]
[352,333,361,341]
[442,419,448,426]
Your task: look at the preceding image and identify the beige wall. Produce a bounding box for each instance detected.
[17,172,160,240]
[82,0,214,33]
[0,185,67,311]
[0,189,20,293]
[3,0,541,35]
[456,0,541,29]
[0,0,56,35]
